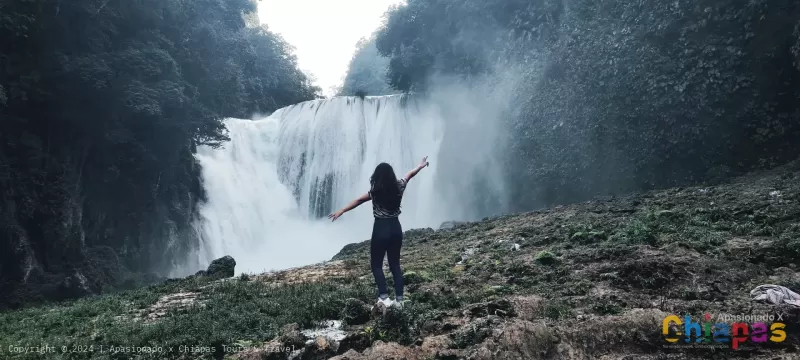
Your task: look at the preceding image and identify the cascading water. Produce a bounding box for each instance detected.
[191,95,466,274]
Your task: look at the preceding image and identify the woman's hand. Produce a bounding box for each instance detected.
[328,209,344,222]
[419,156,429,168]
[405,157,430,182]
[328,193,370,222]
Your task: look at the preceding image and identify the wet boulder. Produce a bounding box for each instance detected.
[205,255,236,279]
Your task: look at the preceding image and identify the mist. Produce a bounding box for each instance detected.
[184,9,545,275]
[188,69,526,275]
[186,0,800,276]
[372,0,800,212]
[189,95,480,275]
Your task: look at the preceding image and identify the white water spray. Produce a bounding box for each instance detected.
[191,95,468,274]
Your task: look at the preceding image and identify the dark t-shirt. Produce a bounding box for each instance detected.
[368,179,407,218]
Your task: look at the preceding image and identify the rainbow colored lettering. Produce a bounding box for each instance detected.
[662,313,786,350]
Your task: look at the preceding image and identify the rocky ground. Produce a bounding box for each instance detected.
[1,160,799,359]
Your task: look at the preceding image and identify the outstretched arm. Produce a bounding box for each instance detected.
[328,193,371,221]
[404,156,429,183]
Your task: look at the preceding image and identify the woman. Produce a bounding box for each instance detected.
[328,157,430,307]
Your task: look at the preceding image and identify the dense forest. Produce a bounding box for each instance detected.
[355,0,800,211]
[337,35,398,97]
[0,0,319,308]
[4,0,800,309]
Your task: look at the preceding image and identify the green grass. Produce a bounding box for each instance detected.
[0,263,493,359]
[0,277,375,359]
[534,250,555,265]
[3,165,799,358]
[540,301,574,320]
[617,219,656,245]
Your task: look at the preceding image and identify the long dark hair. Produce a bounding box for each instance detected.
[369,162,402,210]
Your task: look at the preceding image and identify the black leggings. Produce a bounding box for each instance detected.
[370,217,404,298]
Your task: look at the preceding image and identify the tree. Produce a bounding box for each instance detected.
[339,35,398,96]
[368,0,800,211]
[0,0,318,308]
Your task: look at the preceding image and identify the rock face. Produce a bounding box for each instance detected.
[131,291,203,323]
[0,214,169,310]
[0,162,199,311]
[330,341,421,360]
[255,260,352,285]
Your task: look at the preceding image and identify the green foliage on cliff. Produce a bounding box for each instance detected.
[338,36,397,97]
[0,0,319,309]
[369,0,800,211]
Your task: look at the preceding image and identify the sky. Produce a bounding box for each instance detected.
[257,0,404,97]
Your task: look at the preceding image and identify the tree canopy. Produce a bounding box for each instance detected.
[338,35,397,97]
[0,0,319,308]
[369,0,800,211]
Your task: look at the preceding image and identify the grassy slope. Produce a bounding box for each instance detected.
[1,160,799,360]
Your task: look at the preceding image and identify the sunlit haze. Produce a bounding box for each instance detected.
[258,0,404,97]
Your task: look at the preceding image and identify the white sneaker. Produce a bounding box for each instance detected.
[378,297,394,307]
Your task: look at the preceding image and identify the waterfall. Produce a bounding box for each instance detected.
[190,95,465,274]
